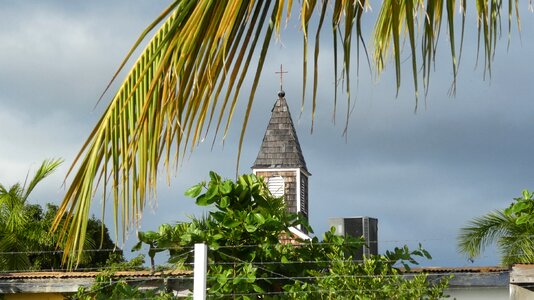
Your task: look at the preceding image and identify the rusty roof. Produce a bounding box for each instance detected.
[407,266,508,274]
[512,264,534,268]
[0,269,192,280]
[252,95,307,171]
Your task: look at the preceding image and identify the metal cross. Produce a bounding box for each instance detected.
[275,64,288,91]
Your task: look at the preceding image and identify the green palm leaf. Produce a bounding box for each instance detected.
[458,209,534,266]
[22,158,63,203]
[0,233,31,271]
[458,210,512,260]
[0,159,62,270]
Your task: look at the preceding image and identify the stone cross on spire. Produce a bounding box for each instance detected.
[275,64,288,92]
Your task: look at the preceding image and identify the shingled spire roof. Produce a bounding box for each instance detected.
[252,91,308,171]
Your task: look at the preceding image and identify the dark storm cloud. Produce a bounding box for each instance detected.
[0,1,169,117]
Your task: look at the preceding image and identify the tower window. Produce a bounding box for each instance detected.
[267,176,285,198]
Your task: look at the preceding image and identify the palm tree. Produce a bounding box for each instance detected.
[0,160,123,270]
[0,159,63,270]
[51,1,526,265]
[458,190,534,266]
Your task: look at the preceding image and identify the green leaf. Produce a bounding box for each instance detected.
[511,202,528,214]
[185,183,203,198]
[516,214,530,225]
[219,196,229,208]
[212,233,224,240]
[223,219,241,229]
[205,184,219,200]
[209,241,220,250]
[138,231,158,243]
[181,233,192,244]
[422,248,432,259]
[158,223,171,235]
[220,180,233,194]
[523,189,532,200]
[245,224,258,232]
[131,241,143,252]
[253,213,266,225]
[217,274,227,285]
[248,251,256,261]
[211,210,224,220]
[252,284,263,293]
[209,171,221,182]
[196,195,213,206]
[504,206,513,216]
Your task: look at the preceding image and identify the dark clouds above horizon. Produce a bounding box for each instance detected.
[1,1,534,267]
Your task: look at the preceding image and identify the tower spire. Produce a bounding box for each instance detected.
[252,94,307,170]
[252,67,311,237]
[252,64,307,170]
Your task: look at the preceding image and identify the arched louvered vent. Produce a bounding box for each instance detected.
[267,176,285,198]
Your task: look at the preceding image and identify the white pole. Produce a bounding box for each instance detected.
[194,243,208,300]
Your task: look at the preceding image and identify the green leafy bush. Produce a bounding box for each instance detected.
[131,172,449,299]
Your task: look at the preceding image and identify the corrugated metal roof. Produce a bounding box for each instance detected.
[0,270,191,280]
[407,266,508,274]
[405,266,510,288]
[512,264,534,268]
[252,95,307,170]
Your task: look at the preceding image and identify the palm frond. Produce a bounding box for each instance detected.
[0,159,63,271]
[0,184,26,232]
[0,233,32,271]
[53,1,290,267]
[22,158,63,203]
[458,210,511,260]
[458,210,516,264]
[499,232,534,265]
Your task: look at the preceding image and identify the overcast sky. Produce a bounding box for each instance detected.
[1,1,534,267]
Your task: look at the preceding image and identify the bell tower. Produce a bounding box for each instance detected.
[252,79,310,236]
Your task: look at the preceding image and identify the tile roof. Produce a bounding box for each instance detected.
[252,95,307,170]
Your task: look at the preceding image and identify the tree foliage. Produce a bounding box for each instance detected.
[52,0,527,266]
[0,159,123,271]
[458,189,534,266]
[38,203,124,270]
[129,172,449,299]
[72,269,174,300]
[285,243,449,299]
[0,159,63,270]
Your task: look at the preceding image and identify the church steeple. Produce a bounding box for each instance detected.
[252,95,308,171]
[252,84,310,236]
